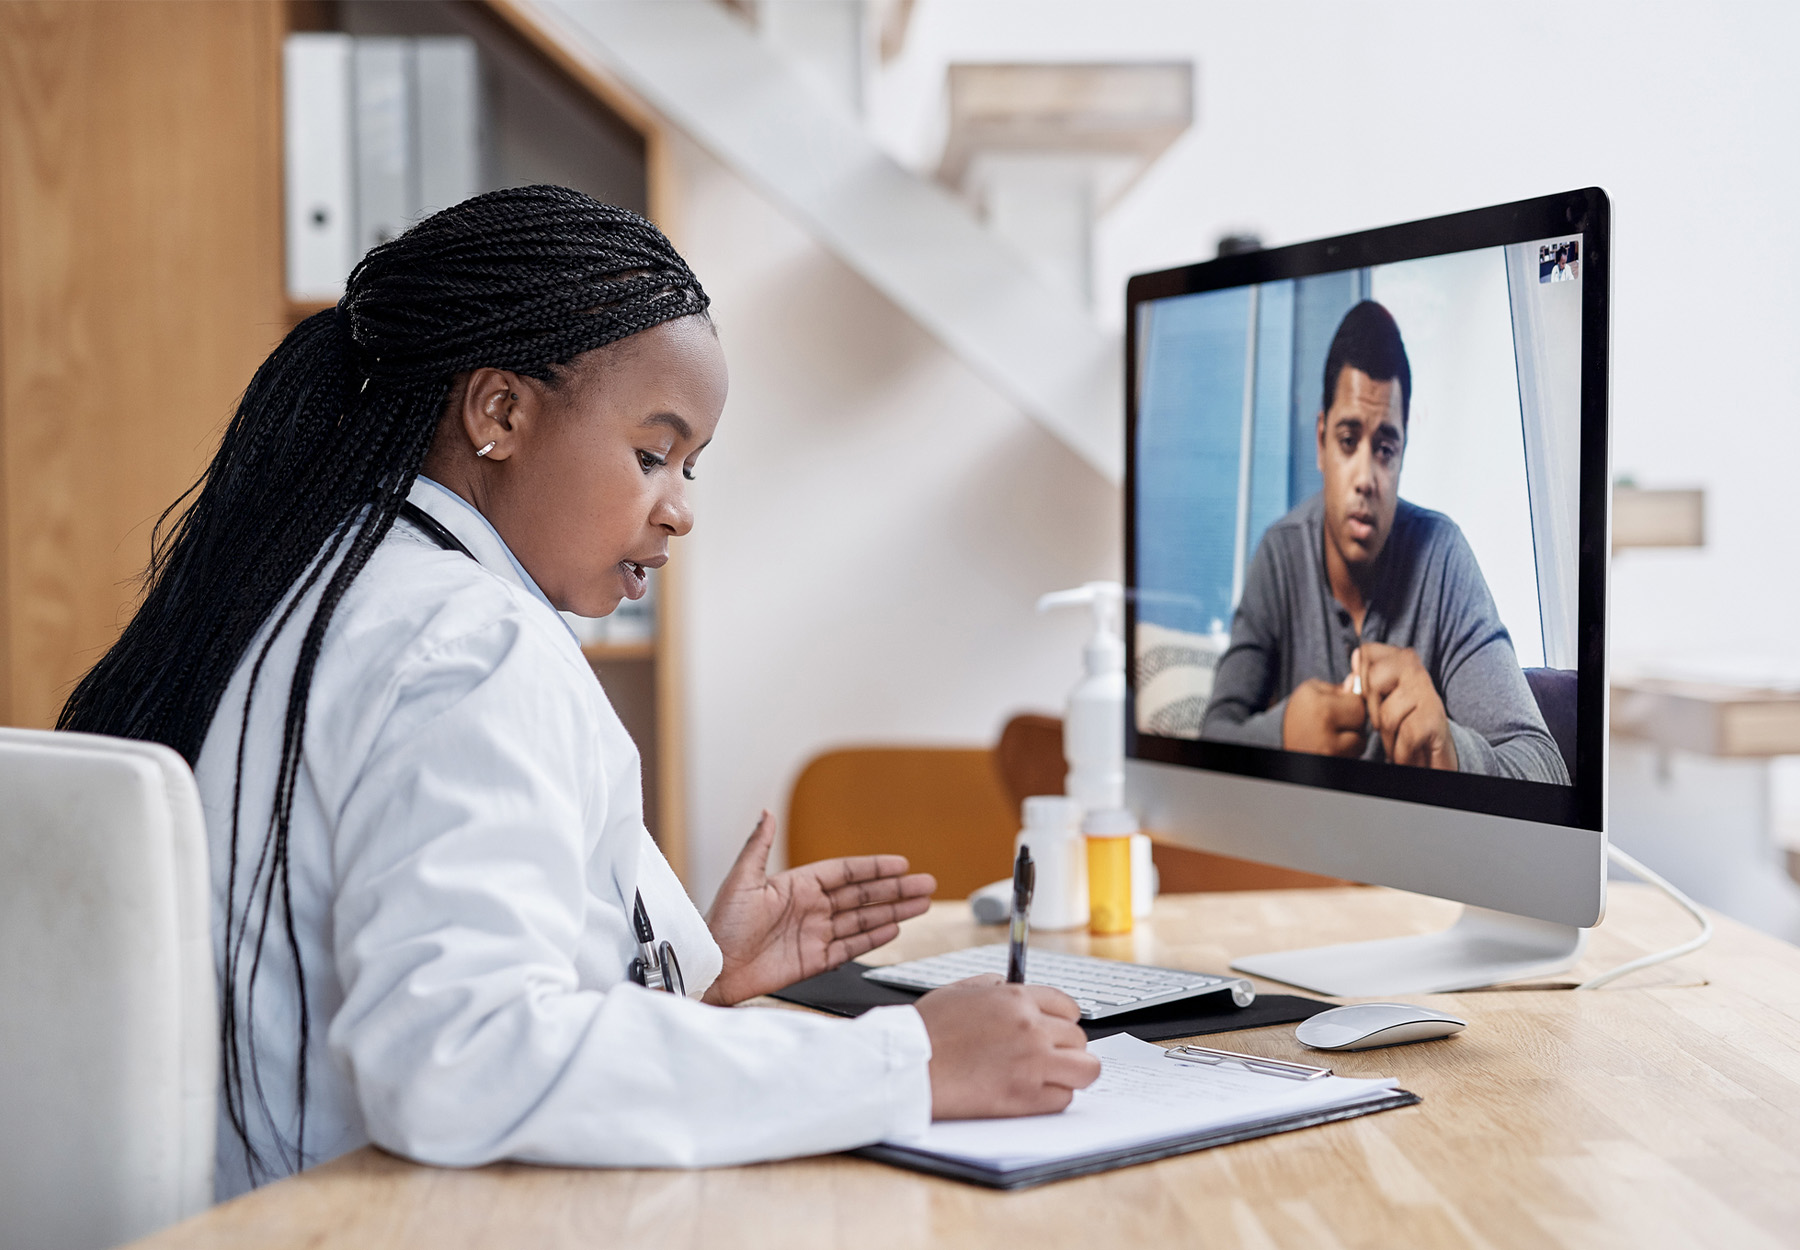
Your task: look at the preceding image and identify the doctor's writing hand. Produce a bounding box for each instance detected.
[1282,679,1367,757]
[702,811,936,1006]
[915,976,1102,1119]
[1353,644,1458,771]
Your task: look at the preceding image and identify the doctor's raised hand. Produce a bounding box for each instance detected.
[702,811,936,1005]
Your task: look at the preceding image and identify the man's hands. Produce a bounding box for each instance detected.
[1281,645,1458,771]
[702,812,936,1006]
[1283,678,1367,757]
[1354,642,1458,771]
[914,976,1103,1119]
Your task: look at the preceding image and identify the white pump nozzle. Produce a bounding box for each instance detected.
[1036,581,1123,627]
[1037,582,1125,676]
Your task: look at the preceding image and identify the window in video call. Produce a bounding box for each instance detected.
[1132,236,1585,813]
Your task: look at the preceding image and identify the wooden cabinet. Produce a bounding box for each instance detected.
[0,1,289,731]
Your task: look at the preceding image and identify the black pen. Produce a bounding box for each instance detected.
[1006,844,1034,983]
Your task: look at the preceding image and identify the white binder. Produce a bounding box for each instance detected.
[284,32,483,293]
[415,38,483,216]
[353,38,415,258]
[283,34,354,300]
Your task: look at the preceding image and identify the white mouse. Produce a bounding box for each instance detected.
[1294,1002,1467,1051]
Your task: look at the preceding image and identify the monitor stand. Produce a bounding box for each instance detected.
[1229,905,1589,997]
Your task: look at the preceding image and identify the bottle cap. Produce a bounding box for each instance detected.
[1022,795,1082,832]
[1081,807,1139,838]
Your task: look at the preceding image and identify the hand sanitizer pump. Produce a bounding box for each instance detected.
[1036,582,1126,811]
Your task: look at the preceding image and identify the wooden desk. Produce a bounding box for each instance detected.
[129,886,1800,1250]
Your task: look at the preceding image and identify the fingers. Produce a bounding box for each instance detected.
[1297,679,1366,730]
[1321,689,1367,731]
[830,892,932,939]
[1024,984,1083,1022]
[828,924,901,966]
[1357,641,1398,667]
[824,871,935,913]
[806,853,915,893]
[1366,682,1402,758]
[1376,686,1416,761]
[1039,1014,1090,1052]
[719,810,776,890]
[1391,712,1427,768]
[1387,694,1455,769]
[1359,645,1424,739]
[1042,1047,1104,1091]
[1360,643,1422,703]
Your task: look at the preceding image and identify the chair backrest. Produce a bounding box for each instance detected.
[0,728,216,1250]
[787,747,1019,900]
[991,713,1349,892]
[1522,668,1579,780]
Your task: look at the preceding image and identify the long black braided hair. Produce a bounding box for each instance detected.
[58,185,710,1180]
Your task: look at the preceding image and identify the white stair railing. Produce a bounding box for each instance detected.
[509,0,1124,482]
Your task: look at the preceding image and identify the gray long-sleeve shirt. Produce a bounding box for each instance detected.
[1201,493,1569,784]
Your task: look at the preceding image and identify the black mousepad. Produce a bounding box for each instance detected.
[769,960,1332,1041]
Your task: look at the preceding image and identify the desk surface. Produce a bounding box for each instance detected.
[131,885,1800,1250]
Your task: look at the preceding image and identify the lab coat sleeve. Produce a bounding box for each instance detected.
[326,618,933,1169]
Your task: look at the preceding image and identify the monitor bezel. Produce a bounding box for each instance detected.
[1124,187,1609,832]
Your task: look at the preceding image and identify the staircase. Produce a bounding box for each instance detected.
[495,0,1139,482]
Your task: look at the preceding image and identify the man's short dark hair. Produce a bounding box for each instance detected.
[1321,300,1411,425]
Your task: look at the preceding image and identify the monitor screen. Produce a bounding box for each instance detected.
[1127,191,1607,833]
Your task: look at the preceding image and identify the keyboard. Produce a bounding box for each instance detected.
[862,946,1256,1020]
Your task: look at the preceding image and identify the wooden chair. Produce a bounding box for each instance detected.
[786,715,1349,902]
[993,713,1349,892]
[786,748,1019,900]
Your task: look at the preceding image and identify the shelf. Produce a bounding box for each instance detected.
[1613,487,1704,551]
[582,639,655,664]
[1611,676,1800,758]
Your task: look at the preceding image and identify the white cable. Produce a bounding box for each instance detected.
[1575,844,1714,990]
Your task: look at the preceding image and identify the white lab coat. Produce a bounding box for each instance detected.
[194,478,931,1200]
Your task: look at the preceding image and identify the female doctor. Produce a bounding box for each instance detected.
[60,186,1099,1196]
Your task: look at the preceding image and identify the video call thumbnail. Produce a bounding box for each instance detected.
[1539,238,1580,283]
[1133,239,1583,786]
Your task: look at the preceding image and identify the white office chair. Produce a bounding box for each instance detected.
[0,728,216,1250]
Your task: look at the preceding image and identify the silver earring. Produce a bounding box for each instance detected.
[476,441,496,458]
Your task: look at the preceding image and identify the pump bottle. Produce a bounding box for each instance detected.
[1036,582,1125,811]
[1039,582,1158,929]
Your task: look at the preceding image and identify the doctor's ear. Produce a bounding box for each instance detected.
[460,367,531,462]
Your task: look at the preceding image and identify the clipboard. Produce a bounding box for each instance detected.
[852,1033,1421,1190]
[858,1091,1421,1189]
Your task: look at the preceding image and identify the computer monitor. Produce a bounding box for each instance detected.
[1124,188,1610,995]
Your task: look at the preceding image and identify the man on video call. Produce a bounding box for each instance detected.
[1201,300,1569,784]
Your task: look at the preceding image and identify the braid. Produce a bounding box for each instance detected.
[58,186,710,1182]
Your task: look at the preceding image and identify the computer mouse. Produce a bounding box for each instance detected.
[1294,1002,1468,1051]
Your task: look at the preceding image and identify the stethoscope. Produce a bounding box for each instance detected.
[628,891,684,995]
[399,498,685,997]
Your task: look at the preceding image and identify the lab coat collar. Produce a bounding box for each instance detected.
[406,476,578,643]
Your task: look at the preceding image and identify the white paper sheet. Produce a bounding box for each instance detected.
[886,1033,1398,1170]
